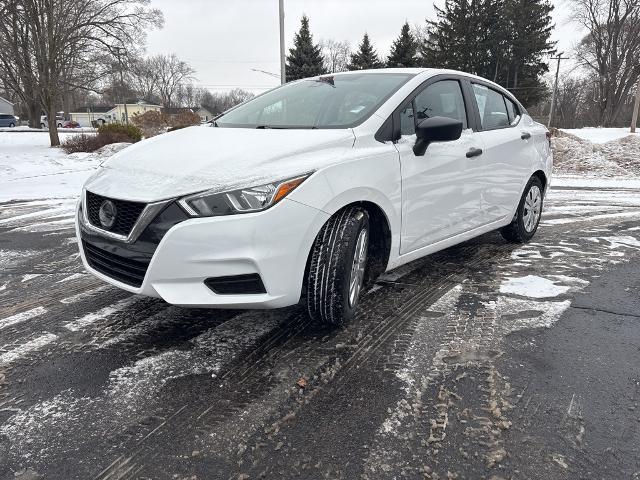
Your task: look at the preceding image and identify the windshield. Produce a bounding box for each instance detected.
[215,73,414,129]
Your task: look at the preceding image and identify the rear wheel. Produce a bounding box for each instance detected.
[307,207,369,326]
[500,176,544,243]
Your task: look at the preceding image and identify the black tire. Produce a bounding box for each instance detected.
[9,123,15,128]
[500,176,544,243]
[307,206,370,326]
[40,123,46,129]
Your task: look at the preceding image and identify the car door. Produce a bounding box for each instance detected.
[393,77,485,255]
[469,83,534,222]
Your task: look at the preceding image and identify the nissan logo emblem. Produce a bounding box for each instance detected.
[98,200,117,229]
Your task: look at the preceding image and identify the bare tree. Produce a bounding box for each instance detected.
[572,0,640,126]
[203,88,254,113]
[176,84,211,108]
[0,0,162,146]
[321,39,352,73]
[0,1,42,127]
[130,56,161,103]
[149,54,195,107]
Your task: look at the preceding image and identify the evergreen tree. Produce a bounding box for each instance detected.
[387,22,419,68]
[285,15,327,81]
[505,0,554,105]
[421,0,490,74]
[348,33,383,70]
[421,0,554,106]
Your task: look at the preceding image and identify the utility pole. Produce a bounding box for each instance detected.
[113,47,129,124]
[279,0,286,85]
[631,79,640,133]
[548,52,569,128]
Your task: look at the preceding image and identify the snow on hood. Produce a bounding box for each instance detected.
[85,125,355,202]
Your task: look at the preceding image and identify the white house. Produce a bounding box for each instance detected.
[195,105,220,123]
[0,96,15,116]
[70,101,162,127]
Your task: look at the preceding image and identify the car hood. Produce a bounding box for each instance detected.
[84,125,356,203]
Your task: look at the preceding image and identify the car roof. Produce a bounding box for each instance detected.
[316,68,516,98]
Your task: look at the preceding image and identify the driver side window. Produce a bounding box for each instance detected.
[398,79,468,137]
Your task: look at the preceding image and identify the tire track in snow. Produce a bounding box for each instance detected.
[63,297,138,332]
[228,245,508,480]
[0,309,289,472]
[60,285,112,304]
[0,333,58,366]
[363,221,640,478]
[0,306,47,330]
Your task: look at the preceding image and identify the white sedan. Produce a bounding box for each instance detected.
[76,68,552,325]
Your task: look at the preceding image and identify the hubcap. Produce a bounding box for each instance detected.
[348,228,368,308]
[523,185,542,233]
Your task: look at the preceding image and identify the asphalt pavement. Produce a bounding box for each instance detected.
[0,183,639,480]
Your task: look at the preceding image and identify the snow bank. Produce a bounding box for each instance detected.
[0,132,129,202]
[560,127,636,144]
[552,130,640,178]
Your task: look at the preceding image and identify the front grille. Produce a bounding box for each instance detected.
[83,241,150,287]
[86,191,146,236]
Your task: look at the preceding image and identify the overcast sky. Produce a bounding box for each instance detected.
[145,0,582,94]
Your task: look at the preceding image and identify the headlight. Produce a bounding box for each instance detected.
[178,173,311,217]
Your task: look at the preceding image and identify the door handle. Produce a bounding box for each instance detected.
[466,147,483,158]
[521,132,532,140]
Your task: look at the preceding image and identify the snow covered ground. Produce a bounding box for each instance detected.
[0,131,128,202]
[0,126,97,133]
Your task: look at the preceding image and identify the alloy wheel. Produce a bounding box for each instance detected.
[348,228,368,307]
[523,185,542,233]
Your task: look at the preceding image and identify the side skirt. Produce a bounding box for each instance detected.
[386,216,511,271]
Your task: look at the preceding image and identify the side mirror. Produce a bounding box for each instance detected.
[413,116,464,156]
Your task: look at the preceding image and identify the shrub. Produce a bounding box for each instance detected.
[61,132,131,154]
[168,111,201,129]
[132,110,201,137]
[97,122,143,142]
[131,110,169,138]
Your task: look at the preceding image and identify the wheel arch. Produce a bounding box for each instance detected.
[532,169,548,194]
[301,198,394,299]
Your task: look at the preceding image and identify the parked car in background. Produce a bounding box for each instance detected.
[76,68,552,326]
[41,115,64,129]
[63,120,81,129]
[0,114,17,127]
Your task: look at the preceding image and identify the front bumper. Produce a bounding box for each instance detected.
[76,198,330,308]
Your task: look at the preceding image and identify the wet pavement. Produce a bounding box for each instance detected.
[0,182,639,480]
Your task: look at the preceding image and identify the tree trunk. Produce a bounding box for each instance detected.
[28,100,40,129]
[47,102,60,147]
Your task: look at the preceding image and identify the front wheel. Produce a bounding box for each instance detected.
[307,207,369,326]
[9,123,15,128]
[500,176,544,243]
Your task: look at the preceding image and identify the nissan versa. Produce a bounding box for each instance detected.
[76,68,552,325]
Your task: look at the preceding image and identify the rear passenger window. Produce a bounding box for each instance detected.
[398,80,467,137]
[504,97,521,125]
[472,84,510,129]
